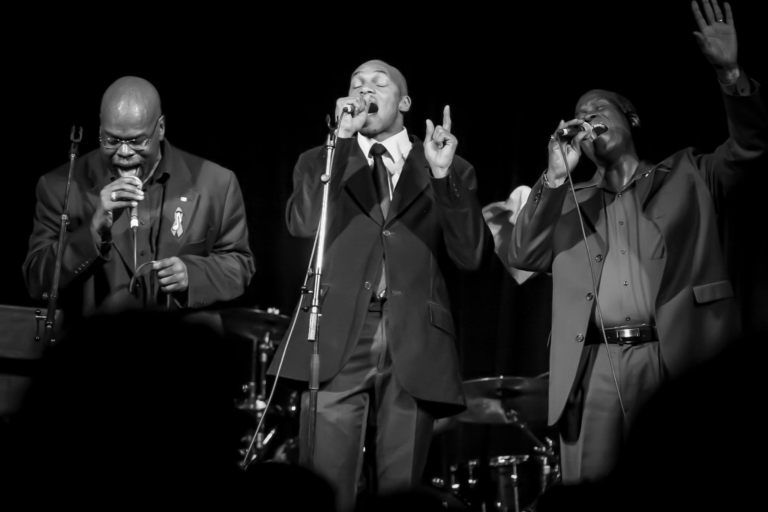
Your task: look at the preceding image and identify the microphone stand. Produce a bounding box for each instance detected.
[305,114,339,466]
[42,126,82,345]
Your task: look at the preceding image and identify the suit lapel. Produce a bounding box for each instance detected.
[386,137,429,225]
[341,140,384,225]
[636,159,672,213]
[157,144,200,260]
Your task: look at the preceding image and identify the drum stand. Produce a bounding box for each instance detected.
[237,332,274,463]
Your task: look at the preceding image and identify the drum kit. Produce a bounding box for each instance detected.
[226,308,558,511]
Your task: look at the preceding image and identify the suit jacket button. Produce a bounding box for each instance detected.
[576,334,584,342]
[595,254,603,262]
[586,293,593,301]
[364,281,372,290]
[383,230,391,237]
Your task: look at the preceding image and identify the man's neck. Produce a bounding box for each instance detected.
[597,152,640,191]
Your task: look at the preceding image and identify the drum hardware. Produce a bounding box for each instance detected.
[223,307,296,466]
[429,375,556,512]
[489,455,529,512]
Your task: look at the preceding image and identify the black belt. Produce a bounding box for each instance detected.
[368,295,387,312]
[586,324,658,345]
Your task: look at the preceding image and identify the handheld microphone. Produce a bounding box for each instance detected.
[556,122,592,140]
[556,122,608,140]
[341,102,378,116]
[130,205,139,230]
[130,179,142,231]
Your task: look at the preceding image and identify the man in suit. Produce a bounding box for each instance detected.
[270,60,486,510]
[508,0,765,484]
[23,76,255,321]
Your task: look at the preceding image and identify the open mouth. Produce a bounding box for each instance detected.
[115,165,141,178]
[591,123,608,138]
[368,103,379,115]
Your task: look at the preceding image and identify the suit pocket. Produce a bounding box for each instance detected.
[692,280,734,304]
[428,302,456,338]
[178,238,208,257]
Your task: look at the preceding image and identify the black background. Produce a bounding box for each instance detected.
[5,1,766,382]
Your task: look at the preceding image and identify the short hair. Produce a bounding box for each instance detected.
[581,89,641,129]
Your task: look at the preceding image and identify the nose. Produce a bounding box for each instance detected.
[584,113,598,122]
[116,143,137,157]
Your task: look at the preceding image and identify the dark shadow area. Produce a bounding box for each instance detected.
[538,332,763,512]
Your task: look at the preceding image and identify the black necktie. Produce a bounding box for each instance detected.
[369,143,390,219]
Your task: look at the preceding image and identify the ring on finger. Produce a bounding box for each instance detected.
[110,191,118,202]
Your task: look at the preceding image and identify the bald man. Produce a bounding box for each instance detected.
[270,60,487,509]
[24,76,254,320]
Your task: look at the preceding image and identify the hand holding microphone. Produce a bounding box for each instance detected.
[335,96,372,138]
[93,176,144,236]
[545,119,591,187]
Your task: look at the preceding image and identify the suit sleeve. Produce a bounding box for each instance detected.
[692,75,766,212]
[22,174,106,300]
[508,174,571,273]
[430,162,487,270]
[180,172,255,308]
[286,138,354,238]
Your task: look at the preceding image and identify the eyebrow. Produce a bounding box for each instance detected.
[351,69,390,80]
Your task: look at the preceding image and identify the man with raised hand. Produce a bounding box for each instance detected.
[509,0,765,484]
[271,60,486,510]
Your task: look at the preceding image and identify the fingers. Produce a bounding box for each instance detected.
[425,119,435,142]
[152,258,175,271]
[692,1,708,32]
[702,0,716,24]
[724,2,733,25]
[442,105,451,132]
[712,0,724,22]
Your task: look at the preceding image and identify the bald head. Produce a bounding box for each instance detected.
[101,76,162,126]
[352,60,408,96]
[99,77,165,181]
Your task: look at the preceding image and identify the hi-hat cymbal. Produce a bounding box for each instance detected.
[458,375,548,427]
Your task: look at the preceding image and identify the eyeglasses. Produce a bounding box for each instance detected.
[99,115,163,152]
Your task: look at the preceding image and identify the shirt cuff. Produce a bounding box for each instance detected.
[720,69,752,96]
[90,223,113,259]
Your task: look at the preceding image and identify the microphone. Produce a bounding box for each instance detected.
[341,102,379,116]
[130,205,139,230]
[556,122,592,140]
[130,179,142,231]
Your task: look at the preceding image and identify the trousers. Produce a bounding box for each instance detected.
[299,302,434,512]
[559,341,665,484]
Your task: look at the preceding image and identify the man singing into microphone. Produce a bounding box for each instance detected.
[24,76,255,320]
[507,0,765,484]
[270,60,486,509]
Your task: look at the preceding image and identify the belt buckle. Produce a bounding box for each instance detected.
[615,327,640,346]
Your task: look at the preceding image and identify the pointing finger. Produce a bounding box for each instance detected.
[443,105,451,132]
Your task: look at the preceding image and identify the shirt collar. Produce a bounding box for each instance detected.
[357,128,412,163]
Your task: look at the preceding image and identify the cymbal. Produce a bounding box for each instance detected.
[221,307,291,341]
[458,376,548,427]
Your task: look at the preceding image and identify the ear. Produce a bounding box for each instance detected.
[398,95,412,113]
[627,112,640,129]
[158,115,166,141]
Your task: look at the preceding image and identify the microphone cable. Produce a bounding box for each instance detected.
[240,223,321,469]
[555,136,628,424]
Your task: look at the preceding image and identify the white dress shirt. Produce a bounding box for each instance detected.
[356,128,412,199]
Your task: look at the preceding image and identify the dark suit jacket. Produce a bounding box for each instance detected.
[509,83,766,425]
[23,141,255,321]
[270,135,486,413]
